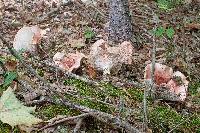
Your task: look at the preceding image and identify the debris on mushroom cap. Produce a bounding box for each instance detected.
[89,39,134,75]
[118,41,134,64]
[13,26,43,53]
[31,26,43,44]
[144,63,173,85]
[89,39,112,75]
[89,39,108,57]
[53,51,86,72]
[166,71,189,101]
[53,52,65,66]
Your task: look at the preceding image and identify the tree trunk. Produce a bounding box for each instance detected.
[108,0,135,47]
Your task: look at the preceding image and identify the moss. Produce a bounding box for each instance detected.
[79,99,112,113]
[149,106,200,132]
[157,0,183,11]
[63,79,127,100]
[64,93,112,113]
[36,68,44,77]
[63,79,144,113]
[189,82,200,95]
[127,88,143,102]
[101,83,125,98]
[64,78,100,98]
[0,121,11,133]
[0,122,21,133]
[38,104,79,119]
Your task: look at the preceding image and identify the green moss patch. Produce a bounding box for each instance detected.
[149,106,200,132]
[38,104,79,119]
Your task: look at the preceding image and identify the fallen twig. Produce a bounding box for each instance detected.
[25,96,54,106]
[58,86,139,114]
[0,36,141,133]
[39,113,90,131]
[73,117,84,133]
[51,96,141,133]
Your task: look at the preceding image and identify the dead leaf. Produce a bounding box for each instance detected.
[86,65,97,79]
[184,23,200,30]
[53,51,86,72]
[0,87,42,127]
[4,59,18,71]
[68,38,85,48]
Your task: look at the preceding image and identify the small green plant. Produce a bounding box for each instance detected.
[156,0,183,10]
[154,26,165,37]
[37,68,44,77]
[84,27,95,40]
[0,56,18,88]
[153,26,175,39]
[3,71,17,87]
[166,27,175,39]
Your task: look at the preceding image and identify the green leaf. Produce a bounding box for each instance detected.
[13,48,24,60]
[84,27,95,39]
[157,0,173,11]
[0,87,42,127]
[0,57,6,63]
[166,27,175,39]
[3,72,17,87]
[154,26,165,37]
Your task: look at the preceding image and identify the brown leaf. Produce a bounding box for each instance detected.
[184,23,200,30]
[68,38,85,48]
[4,59,18,71]
[86,65,97,79]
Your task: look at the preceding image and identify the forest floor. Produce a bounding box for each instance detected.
[0,0,199,132]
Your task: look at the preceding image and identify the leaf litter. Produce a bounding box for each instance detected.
[0,0,200,132]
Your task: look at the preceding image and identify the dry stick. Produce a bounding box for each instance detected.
[0,36,141,133]
[50,90,141,133]
[44,61,142,114]
[73,117,84,133]
[39,113,90,131]
[46,114,88,130]
[143,28,156,132]
[142,4,158,131]
[25,96,54,106]
[143,83,148,132]
[62,89,138,114]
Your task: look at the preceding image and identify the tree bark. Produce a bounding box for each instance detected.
[108,0,135,47]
